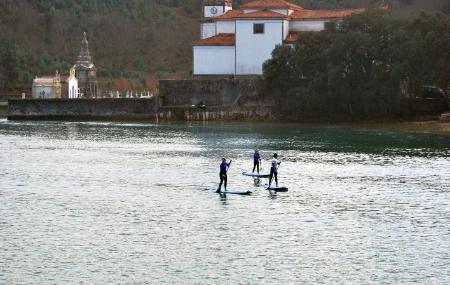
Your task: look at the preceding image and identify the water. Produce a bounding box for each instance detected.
[1,119,449,284]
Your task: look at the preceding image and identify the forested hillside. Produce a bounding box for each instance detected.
[0,0,448,94]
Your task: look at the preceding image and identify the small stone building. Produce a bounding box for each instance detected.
[32,71,62,98]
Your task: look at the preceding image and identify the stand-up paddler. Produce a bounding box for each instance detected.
[252,149,261,174]
[217,158,232,193]
[269,153,281,187]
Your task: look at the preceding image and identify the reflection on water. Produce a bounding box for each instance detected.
[0,119,449,284]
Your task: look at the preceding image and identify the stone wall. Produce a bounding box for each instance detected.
[158,106,273,121]
[159,77,267,107]
[8,98,157,120]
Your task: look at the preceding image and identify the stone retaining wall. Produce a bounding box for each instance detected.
[159,78,265,107]
[8,98,157,120]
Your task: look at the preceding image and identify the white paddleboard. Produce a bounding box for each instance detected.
[264,184,288,192]
[204,188,252,195]
[242,171,270,178]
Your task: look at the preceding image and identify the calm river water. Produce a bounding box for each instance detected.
[1,119,449,284]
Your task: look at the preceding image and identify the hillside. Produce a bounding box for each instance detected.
[0,0,200,93]
[0,0,448,94]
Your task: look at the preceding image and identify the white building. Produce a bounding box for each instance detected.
[67,67,79,99]
[193,0,365,75]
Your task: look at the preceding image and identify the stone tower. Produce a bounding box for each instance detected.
[74,32,98,98]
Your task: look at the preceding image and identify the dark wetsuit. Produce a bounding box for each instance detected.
[218,162,230,190]
[252,152,260,173]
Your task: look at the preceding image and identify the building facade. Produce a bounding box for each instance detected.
[32,71,62,98]
[193,0,365,75]
[74,32,98,98]
[67,67,79,99]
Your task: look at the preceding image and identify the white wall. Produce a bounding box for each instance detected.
[289,20,327,32]
[193,46,235,75]
[235,20,283,75]
[217,21,235,34]
[68,77,78,98]
[283,20,289,39]
[32,86,54,98]
[204,6,227,18]
[201,22,217,39]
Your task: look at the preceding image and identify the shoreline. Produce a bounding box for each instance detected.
[3,115,449,136]
[345,120,450,136]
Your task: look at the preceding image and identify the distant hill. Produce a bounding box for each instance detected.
[0,0,200,93]
[0,0,448,94]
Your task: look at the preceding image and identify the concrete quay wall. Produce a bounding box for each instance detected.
[159,77,265,107]
[8,98,157,120]
[7,77,272,121]
[158,106,273,121]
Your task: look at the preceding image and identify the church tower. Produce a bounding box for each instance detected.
[74,32,98,98]
[201,0,232,39]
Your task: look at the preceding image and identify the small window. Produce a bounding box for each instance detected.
[253,23,264,34]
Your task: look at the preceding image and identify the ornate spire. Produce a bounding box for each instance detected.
[76,31,92,65]
[80,32,90,57]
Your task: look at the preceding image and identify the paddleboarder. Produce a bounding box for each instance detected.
[217,158,232,193]
[252,149,261,174]
[269,153,281,187]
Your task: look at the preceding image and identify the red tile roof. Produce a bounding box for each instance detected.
[234,9,288,19]
[291,8,365,20]
[193,33,235,46]
[240,0,303,11]
[215,4,365,21]
[284,32,301,43]
[215,10,244,20]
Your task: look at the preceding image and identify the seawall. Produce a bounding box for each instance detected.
[8,98,157,121]
[8,78,273,121]
[157,106,273,121]
[159,78,267,107]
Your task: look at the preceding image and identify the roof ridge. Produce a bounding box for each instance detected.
[240,0,303,10]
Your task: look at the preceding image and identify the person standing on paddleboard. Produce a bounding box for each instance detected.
[217,158,232,193]
[269,153,281,187]
[252,149,261,174]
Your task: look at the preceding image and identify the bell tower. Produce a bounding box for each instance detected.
[203,0,232,18]
[74,32,98,98]
[201,0,233,39]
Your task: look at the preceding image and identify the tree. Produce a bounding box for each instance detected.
[263,11,450,121]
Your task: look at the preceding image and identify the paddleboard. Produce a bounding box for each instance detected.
[242,171,270,178]
[264,184,288,192]
[204,188,252,195]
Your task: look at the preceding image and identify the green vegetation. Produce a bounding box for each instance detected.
[0,0,199,93]
[263,11,449,121]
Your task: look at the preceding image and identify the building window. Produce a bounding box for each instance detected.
[253,23,264,34]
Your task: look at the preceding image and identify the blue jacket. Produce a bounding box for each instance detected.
[220,162,229,171]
